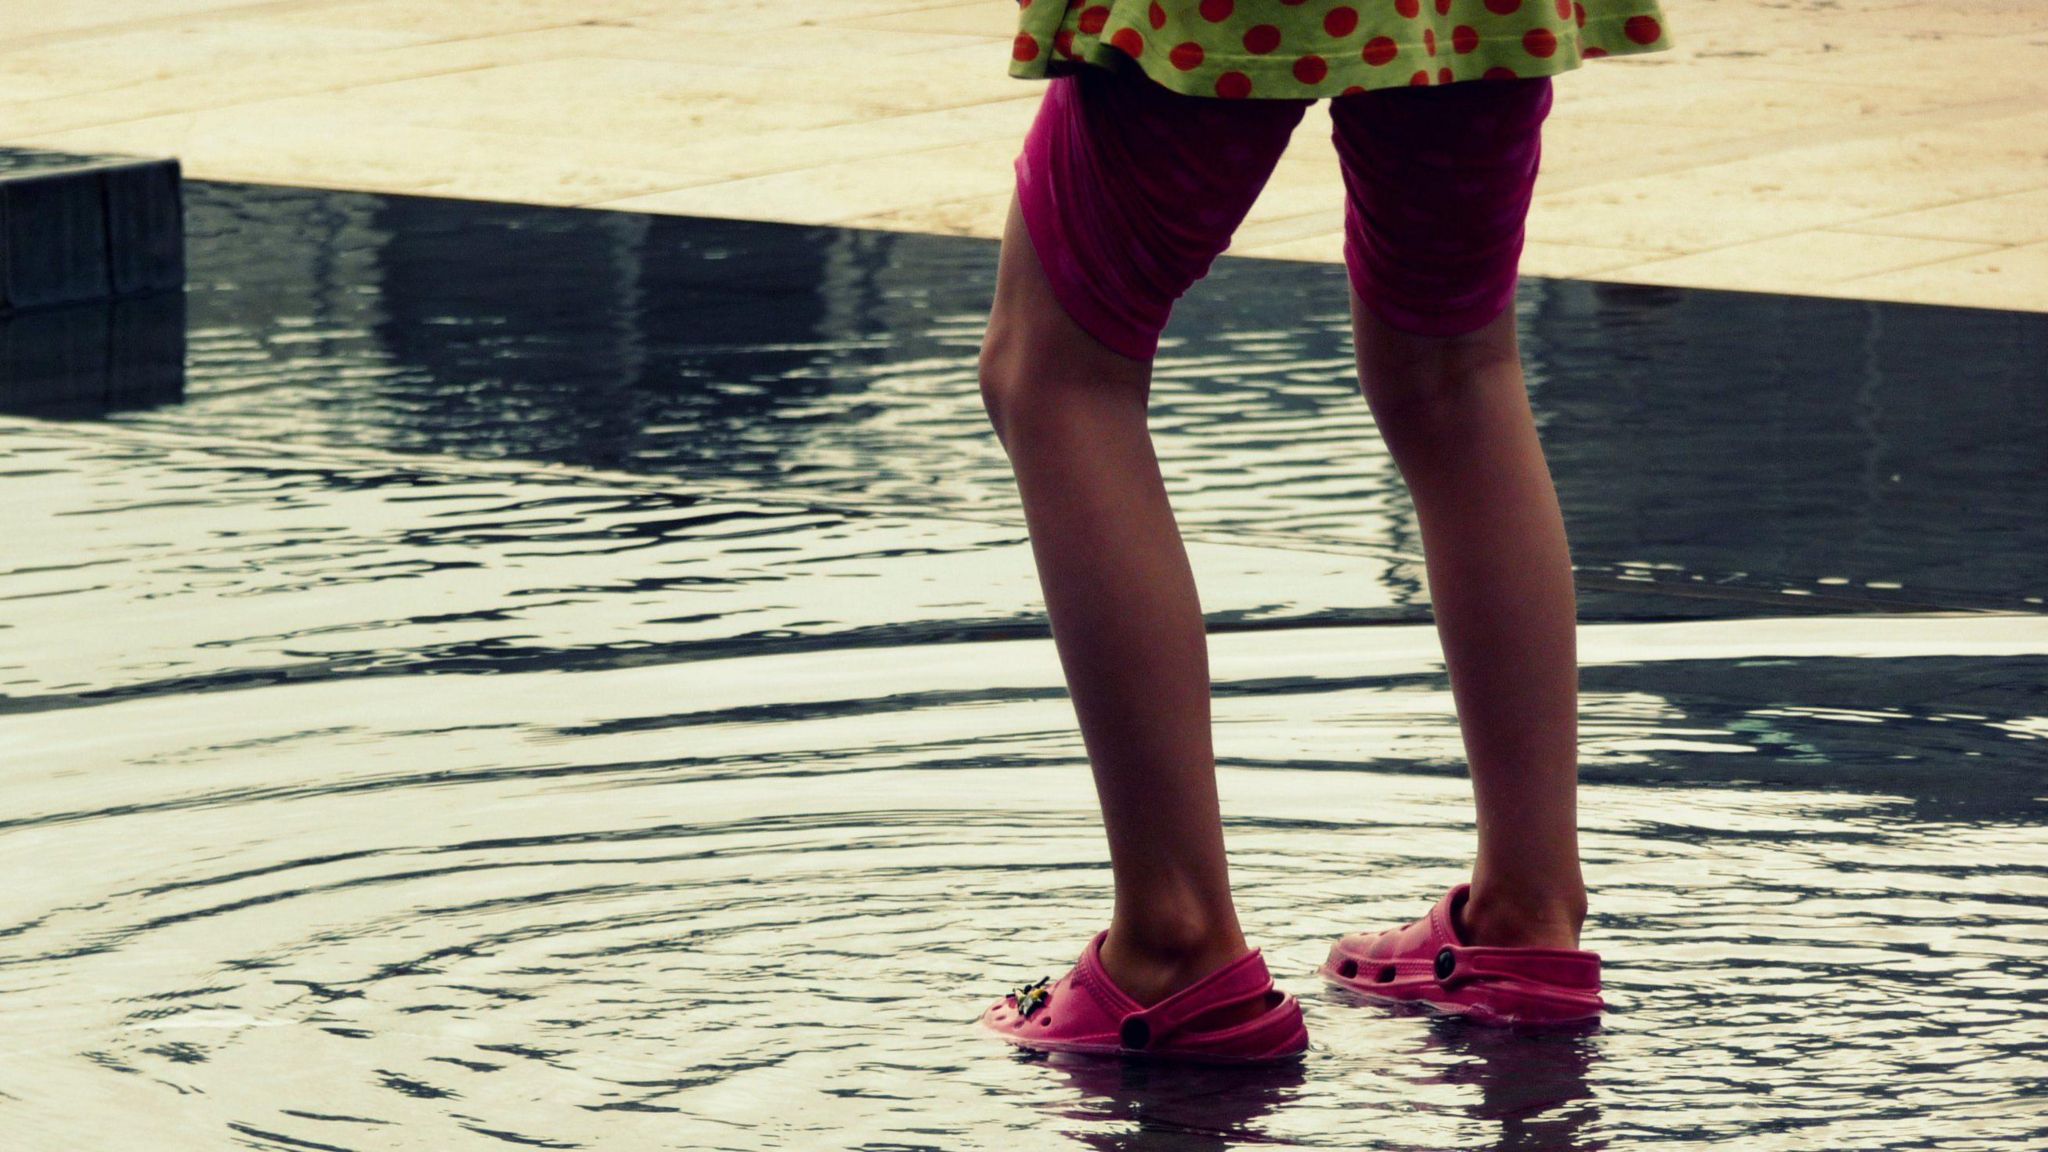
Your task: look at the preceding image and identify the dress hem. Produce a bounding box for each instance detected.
[1009,8,1673,100]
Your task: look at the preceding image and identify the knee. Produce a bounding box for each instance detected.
[977,321,1026,447]
[1352,294,1524,433]
[977,311,1149,449]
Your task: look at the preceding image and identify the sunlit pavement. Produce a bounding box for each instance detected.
[3,1,2046,311]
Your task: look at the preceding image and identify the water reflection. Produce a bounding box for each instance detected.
[0,291,184,418]
[2,181,2045,1150]
[1418,1022,1603,1152]
[100,181,2044,617]
[1033,1053,1308,1151]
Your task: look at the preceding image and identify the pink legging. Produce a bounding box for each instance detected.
[1014,54,1555,361]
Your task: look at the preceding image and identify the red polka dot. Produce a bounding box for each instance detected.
[1395,0,1420,17]
[1484,0,1521,12]
[1452,24,1478,53]
[1078,5,1109,34]
[1424,27,1436,55]
[1625,15,1661,44]
[1244,24,1281,53]
[1294,54,1329,84]
[1216,70,1253,97]
[1170,40,1205,70]
[1200,0,1234,22]
[1583,45,1608,57]
[1342,84,1367,94]
[1410,70,1430,85]
[1362,35,1398,65]
[1574,2,1587,26]
[1483,65,1519,80]
[1325,6,1359,37]
[1110,27,1145,56]
[1555,0,1572,18]
[1149,1,1167,29]
[1012,34,1039,62]
[1523,27,1557,57]
[1055,29,1076,57]
[1438,66,1453,84]
[1436,0,1453,12]
[1019,0,1030,6]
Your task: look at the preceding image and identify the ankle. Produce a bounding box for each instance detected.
[1101,904,1249,1007]
[1456,881,1587,950]
[1108,910,1246,966]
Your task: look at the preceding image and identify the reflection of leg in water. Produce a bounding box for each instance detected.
[1422,1022,1604,1152]
[1034,1051,1309,1152]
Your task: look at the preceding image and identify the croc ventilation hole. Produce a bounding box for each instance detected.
[1119,1018,1151,1049]
[1039,1017,1052,1027]
[1337,959,1358,979]
[1377,966,1397,983]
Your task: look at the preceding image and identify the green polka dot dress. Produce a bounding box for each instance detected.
[1010,0,1673,98]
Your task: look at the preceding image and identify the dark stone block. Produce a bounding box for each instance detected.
[106,159,185,294]
[0,299,108,403]
[3,169,111,309]
[0,146,183,314]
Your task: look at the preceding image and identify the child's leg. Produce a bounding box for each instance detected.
[1331,78,1587,949]
[980,59,1308,1003]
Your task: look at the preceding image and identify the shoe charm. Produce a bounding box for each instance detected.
[1013,976,1052,1019]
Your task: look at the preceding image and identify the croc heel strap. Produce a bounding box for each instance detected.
[1101,944,1296,1057]
[1432,944,1601,993]
[1320,884,1605,1025]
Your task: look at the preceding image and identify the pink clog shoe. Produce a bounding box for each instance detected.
[979,930,1309,1064]
[1320,884,1603,1025]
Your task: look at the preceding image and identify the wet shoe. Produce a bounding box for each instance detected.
[1319,884,1603,1025]
[979,930,1309,1064]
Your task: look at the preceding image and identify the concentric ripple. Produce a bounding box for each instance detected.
[3,420,2044,1151]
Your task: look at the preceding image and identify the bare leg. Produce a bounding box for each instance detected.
[979,192,1255,1004]
[1349,289,1588,949]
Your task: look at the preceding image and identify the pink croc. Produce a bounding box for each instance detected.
[979,930,1308,1064]
[1319,884,1603,1025]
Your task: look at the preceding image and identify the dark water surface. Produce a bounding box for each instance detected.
[2,183,2044,1150]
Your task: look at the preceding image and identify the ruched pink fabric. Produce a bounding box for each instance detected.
[1014,53,1553,360]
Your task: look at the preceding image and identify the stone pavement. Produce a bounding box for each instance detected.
[3,1,2045,312]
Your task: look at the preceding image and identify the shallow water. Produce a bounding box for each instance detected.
[2,183,2045,1150]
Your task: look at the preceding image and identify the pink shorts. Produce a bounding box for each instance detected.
[1014,55,1555,361]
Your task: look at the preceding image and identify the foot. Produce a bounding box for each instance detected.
[1097,923,1271,1030]
[1452,883,1586,950]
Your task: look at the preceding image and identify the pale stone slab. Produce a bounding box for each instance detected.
[1835,187,2048,247]
[598,138,1022,225]
[1518,239,1676,280]
[1595,230,2002,290]
[1225,233,1349,266]
[0,0,2043,312]
[840,190,1015,238]
[837,1,1015,39]
[0,19,418,104]
[1831,240,2048,311]
[0,33,578,139]
[22,101,704,205]
[0,1,281,47]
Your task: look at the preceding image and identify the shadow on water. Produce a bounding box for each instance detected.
[1,180,2045,1150]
